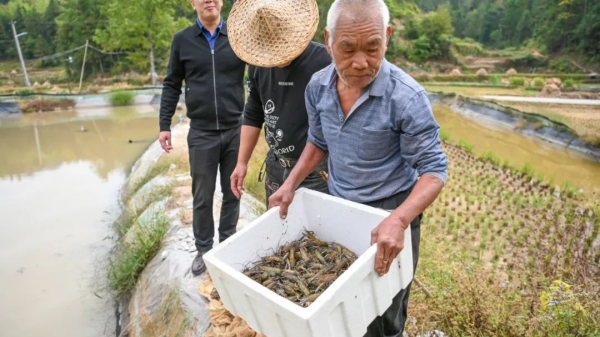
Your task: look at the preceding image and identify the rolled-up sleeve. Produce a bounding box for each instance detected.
[305,83,328,152]
[397,91,448,184]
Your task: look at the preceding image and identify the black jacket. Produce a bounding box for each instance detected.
[159,21,246,132]
[243,42,331,159]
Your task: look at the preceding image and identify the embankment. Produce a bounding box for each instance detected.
[111,120,264,336]
[428,92,600,161]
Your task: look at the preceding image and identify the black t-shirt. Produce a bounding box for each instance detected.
[243,42,332,159]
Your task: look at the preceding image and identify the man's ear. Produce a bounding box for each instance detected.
[324,29,332,56]
[385,25,392,47]
[190,0,195,10]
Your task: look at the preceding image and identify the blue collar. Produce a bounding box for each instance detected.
[197,17,223,35]
[321,59,390,97]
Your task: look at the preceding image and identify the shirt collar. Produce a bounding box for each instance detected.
[196,17,224,35]
[320,59,390,97]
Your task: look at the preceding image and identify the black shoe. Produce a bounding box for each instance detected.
[192,252,206,275]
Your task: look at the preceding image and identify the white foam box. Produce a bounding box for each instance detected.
[203,188,413,337]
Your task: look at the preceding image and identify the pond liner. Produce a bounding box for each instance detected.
[427,91,600,162]
[0,102,20,114]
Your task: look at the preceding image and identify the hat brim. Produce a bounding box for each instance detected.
[228,0,320,67]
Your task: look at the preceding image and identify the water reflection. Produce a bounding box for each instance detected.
[0,105,165,336]
[0,107,159,179]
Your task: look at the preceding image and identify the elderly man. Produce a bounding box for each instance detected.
[268,0,448,335]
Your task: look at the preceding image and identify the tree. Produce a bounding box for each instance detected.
[56,0,108,78]
[94,0,189,84]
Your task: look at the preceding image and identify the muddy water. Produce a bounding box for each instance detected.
[0,105,163,336]
[433,104,600,192]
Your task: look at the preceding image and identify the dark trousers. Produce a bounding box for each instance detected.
[188,127,240,252]
[363,186,421,337]
[264,153,329,207]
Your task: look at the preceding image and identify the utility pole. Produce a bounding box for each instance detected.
[78,40,89,93]
[10,21,31,88]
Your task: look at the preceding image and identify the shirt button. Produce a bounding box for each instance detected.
[339,117,344,123]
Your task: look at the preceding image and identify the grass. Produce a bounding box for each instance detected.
[244,130,269,204]
[108,213,170,297]
[129,156,185,199]
[109,90,135,106]
[564,78,575,89]
[509,77,525,87]
[489,74,502,85]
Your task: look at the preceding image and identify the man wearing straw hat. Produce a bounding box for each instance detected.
[227,0,331,205]
[158,0,245,276]
[269,0,448,335]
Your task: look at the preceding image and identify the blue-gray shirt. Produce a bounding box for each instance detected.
[305,60,447,203]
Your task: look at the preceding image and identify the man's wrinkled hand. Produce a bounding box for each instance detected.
[159,131,173,153]
[268,185,295,219]
[230,164,247,199]
[370,215,409,276]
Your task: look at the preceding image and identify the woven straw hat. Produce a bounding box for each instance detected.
[228,0,319,67]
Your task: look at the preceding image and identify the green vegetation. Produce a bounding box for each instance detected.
[564,78,575,89]
[439,128,451,142]
[533,77,544,87]
[108,213,169,297]
[489,74,501,85]
[509,76,525,86]
[109,91,135,106]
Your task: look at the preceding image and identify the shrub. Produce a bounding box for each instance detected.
[509,77,525,86]
[533,78,544,87]
[489,74,502,85]
[564,78,575,89]
[109,91,135,106]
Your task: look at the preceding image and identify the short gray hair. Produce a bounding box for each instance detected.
[326,0,390,46]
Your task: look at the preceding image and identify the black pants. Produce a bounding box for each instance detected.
[264,153,329,207]
[188,127,240,252]
[363,186,421,337]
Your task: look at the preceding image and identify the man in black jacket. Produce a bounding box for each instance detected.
[227,0,331,205]
[159,0,245,275]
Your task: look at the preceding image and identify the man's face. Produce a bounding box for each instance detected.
[191,0,222,22]
[325,14,391,89]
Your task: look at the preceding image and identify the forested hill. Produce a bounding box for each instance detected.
[0,0,598,77]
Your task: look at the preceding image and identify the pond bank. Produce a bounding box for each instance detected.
[429,92,600,162]
[113,119,264,336]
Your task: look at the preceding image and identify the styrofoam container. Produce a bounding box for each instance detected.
[203,188,413,337]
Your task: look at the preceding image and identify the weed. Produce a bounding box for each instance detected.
[439,129,451,142]
[108,214,170,297]
[564,78,575,89]
[489,74,502,85]
[509,77,525,86]
[109,91,135,106]
[457,139,474,154]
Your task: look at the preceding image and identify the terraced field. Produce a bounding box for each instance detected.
[409,141,600,336]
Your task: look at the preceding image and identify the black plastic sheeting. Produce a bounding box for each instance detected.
[0,102,20,114]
